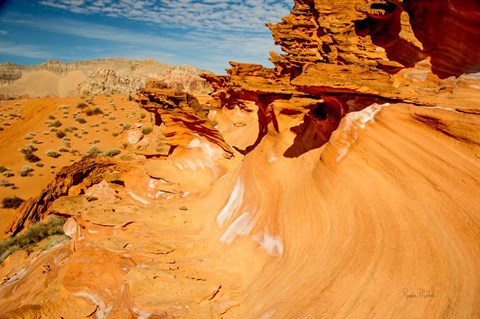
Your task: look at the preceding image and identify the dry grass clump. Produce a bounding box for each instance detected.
[0,216,70,263]
[19,144,38,154]
[24,153,41,163]
[1,196,24,209]
[77,102,88,109]
[142,127,153,135]
[56,130,66,138]
[85,107,103,116]
[46,150,61,158]
[20,165,34,176]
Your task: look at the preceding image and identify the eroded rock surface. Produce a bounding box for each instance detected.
[1,1,479,318]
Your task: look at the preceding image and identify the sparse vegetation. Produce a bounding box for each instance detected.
[19,144,38,154]
[1,196,24,209]
[3,170,14,177]
[0,180,14,187]
[75,117,87,124]
[82,146,102,157]
[46,150,61,158]
[25,153,41,163]
[142,127,153,135]
[103,149,121,157]
[77,102,88,109]
[49,120,62,128]
[20,165,34,176]
[85,106,103,116]
[0,216,69,263]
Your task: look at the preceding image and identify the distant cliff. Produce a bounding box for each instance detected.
[0,58,213,98]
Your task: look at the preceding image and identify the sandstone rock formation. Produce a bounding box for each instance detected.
[1,0,479,318]
[0,58,212,98]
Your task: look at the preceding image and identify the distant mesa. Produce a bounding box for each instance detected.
[0,58,213,99]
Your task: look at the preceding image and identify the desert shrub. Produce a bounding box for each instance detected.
[75,117,87,124]
[77,102,88,109]
[121,123,131,130]
[49,120,62,128]
[35,162,44,167]
[82,146,102,157]
[59,146,69,152]
[109,116,116,120]
[20,165,33,176]
[112,132,119,137]
[2,196,24,209]
[85,107,103,116]
[0,166,8,173]
[25,153,41,163]
[103,149,121,157]
[68,126,78,131]
[46,150,61,158]
[32,140,43,145]
[0,216,69,263]
[3,170,14,177]
[24,134,34,140]
[142,127,153,135]
[0,180,14,187]
[19,144,38,154]
[48,114,56,120]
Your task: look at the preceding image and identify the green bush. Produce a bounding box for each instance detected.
[0,180,15,187]
[56,130,66,138]
[19,144,38,154]
[82,146,102,157]
[3,170,14,177]
[49,120,62,128]
[2,196,24,209]
[20,166,33,177]
[25,153,41,163]
[103,149,121,157]
[75,117,87,124]
[142,127,153,135]
[85,107,103,116]
[46,150,61,158]
[0,216,69,263]
[77,102,88,109]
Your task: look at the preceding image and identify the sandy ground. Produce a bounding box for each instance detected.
[0,95,152,236]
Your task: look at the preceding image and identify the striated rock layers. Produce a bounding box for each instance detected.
[1,0,480,318]
[0,58,212,99]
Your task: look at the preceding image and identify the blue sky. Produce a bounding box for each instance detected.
[0,0,293,73]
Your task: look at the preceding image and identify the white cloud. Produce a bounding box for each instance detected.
[0,40,51,59]
[38,0,293,33]
[3,0,294,72]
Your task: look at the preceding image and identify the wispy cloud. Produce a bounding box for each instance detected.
[1,1,293,72]
[0,40,51,59]
[0,30,7,35]
[37,0,292,32]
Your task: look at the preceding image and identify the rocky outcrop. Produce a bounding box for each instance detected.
[5,156,128,236]
[135,79,233,157]
[202,0,480,157]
